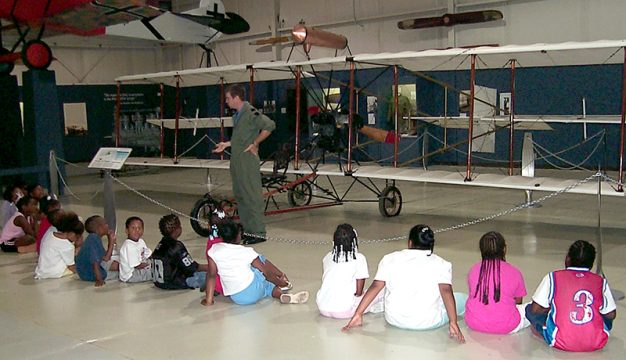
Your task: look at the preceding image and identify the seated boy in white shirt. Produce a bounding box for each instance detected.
[119,216,152,283]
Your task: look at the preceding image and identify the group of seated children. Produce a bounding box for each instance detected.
[3,188,616,353]
[325,223,616,352]
[0,182,59,254]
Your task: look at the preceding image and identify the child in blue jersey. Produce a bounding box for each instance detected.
[75,216,119,287]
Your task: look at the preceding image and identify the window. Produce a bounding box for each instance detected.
[63,103,88,136]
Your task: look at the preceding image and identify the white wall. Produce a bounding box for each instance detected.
[10,0,626,84]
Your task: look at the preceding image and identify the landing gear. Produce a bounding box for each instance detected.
[378,185,402,217]
[287,181,312,207]
[190,195,221,237]
[189,195,237,237]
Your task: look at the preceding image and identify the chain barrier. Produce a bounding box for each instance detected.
[434,172,600,233]
[54,156,607,246]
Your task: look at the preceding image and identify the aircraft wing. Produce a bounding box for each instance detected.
[173,12,250,35]
[1,0,162,38]
[146,117,233,129]
[123,157,624,197]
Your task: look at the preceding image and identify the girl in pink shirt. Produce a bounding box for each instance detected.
[465,231,529,334]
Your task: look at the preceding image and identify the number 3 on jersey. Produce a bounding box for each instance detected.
[570,290,594,325]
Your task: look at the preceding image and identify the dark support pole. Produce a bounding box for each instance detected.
[115,81,121,146]
[220,77,225,161]
[347,61,355,173]
[509,59,516,176]
[393,65,399,168]
[174,75,180,163]
[295,66,302,170]
[618,47,626,192]
[159,82,165,158]
[465,54,476,181]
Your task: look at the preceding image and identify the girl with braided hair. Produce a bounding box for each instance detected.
[343,224,467,343]
[316,224,383,319]
[465,231,529,334]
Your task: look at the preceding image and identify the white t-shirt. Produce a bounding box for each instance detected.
[35,233,75,279]
[119,238,152,282]
[316,251,369,313]
[375,249,452,330]
[207,242,260,296]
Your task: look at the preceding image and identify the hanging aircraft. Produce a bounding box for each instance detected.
[0,0,249,74]
[249,21,348,58]
[397,10,503,30]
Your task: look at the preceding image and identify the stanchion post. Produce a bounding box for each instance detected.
[347,60,355,173]
[103,170,117,234]
[48,150,59,197]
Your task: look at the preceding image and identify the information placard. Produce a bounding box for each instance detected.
[88,147,133,170]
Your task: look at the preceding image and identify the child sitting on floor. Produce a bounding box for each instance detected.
[75,216,120,287]
[0,196,38,253]
[343,224,467,344]
[119,216,152,283]
[205,208,227,295]
[465,231,529,334]
[35,212,83,279]
[36,197,61,254]
[316,224,383,318]
[202,219,308,306]
[151,214,208,290]
[525,240,617,352]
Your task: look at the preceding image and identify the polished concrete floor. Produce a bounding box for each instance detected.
[1,164,624,359]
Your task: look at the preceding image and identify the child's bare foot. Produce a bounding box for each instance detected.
[280,291,309,304]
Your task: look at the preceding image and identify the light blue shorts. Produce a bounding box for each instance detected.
[230,256,275,305]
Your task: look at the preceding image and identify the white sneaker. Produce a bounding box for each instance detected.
[280,291,309,304]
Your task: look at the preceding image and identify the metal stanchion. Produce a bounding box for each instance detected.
[595,169,624,301]
[48,150,59,196]
[103,170,117,234]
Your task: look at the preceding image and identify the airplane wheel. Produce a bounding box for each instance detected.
[288,181,312,207]
[379,185,402,217]
[190,195,220,237]
[0,47,14,75]
[22,40,53,70]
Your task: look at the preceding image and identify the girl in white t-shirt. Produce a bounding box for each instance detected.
[316,224,383,319]
[202,220,309,306]
[35,211,83,279]
[343,224,467,344]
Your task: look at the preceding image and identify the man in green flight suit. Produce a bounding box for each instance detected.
[213,85,276,244]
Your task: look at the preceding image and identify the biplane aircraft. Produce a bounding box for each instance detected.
[0,0,249,74]
[114,39,626,236]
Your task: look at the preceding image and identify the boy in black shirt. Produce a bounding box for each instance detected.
[151,214,208,290]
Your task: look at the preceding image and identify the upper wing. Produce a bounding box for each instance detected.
[174,12,250,35]
[3,0,163,38]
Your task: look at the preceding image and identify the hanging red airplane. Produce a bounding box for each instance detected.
[0,0,249,74]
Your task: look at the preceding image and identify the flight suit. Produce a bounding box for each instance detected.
[230,102,276,236]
